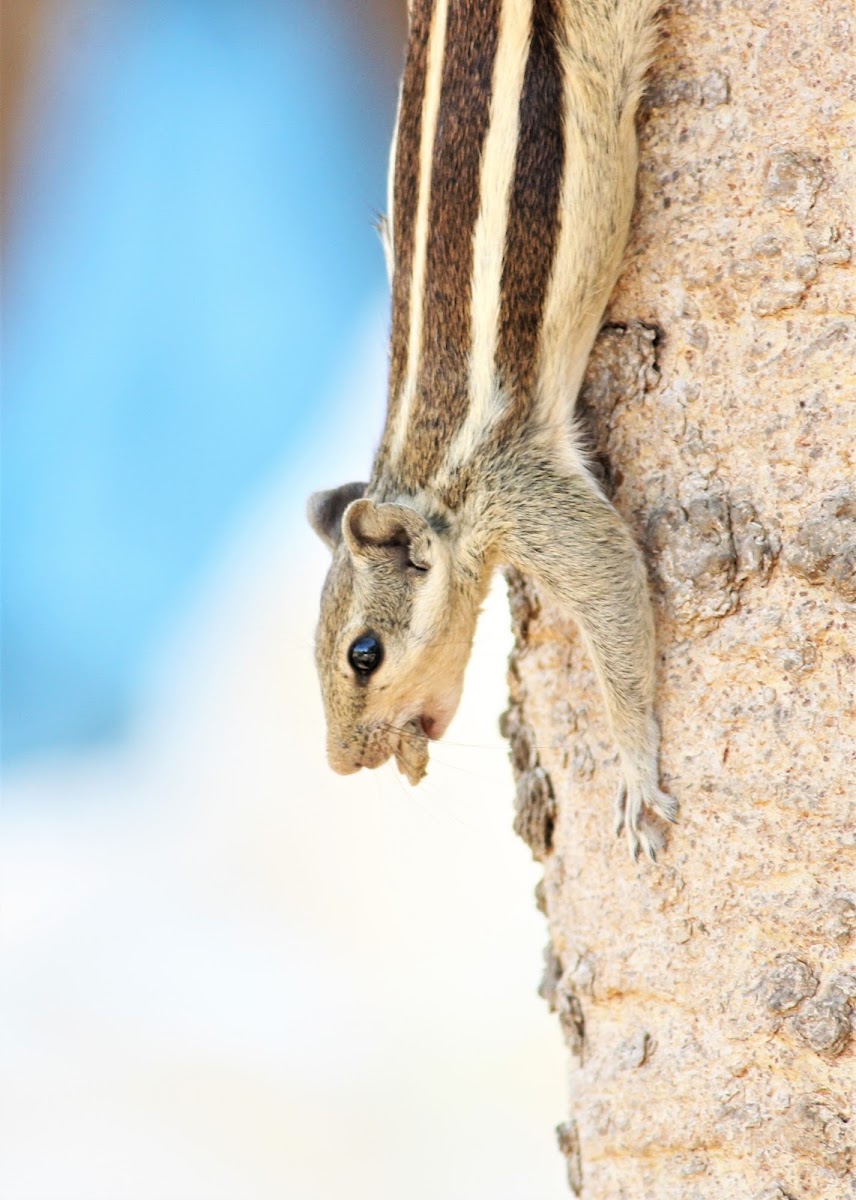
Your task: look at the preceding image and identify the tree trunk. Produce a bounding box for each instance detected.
[502,2,855,1196]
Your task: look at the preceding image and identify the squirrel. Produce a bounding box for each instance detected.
[308,0,677,860]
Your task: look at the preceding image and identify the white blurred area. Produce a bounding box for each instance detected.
[0,303,568,1199]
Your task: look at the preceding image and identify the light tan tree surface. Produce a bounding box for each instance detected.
[503,1,855,1196]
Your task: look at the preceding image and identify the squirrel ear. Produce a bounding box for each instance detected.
[343,500,433,571]
[307,483,368,551]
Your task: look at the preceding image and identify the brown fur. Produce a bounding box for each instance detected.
[380,0,501,488]
[386,0,432,417]
[309,0,676,860]
[497,0,565,401]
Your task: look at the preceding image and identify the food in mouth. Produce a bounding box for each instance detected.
[393,718,429,785]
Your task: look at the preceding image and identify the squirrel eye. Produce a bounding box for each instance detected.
[348,634,383,677]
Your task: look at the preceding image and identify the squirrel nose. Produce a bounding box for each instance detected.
[327,739,361,775]
[329,756,361,776]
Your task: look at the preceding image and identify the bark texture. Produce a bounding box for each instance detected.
[503,2,855,1197]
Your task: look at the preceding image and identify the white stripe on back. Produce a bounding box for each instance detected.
[387,0,449,461]
[445,0,533,472]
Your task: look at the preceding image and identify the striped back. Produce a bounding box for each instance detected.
[375,0,654,493]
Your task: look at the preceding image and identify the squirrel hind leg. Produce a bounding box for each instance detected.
[615,777,679,862]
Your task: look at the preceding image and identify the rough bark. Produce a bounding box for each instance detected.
[503,2,855,1197]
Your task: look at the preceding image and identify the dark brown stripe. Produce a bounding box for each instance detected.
[387,0,433,410]
[402,0,501,480]
[497,0,565,400]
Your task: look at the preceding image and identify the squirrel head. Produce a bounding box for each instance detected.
[308,483,482,783]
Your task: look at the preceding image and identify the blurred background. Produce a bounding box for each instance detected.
[1,2,567,1196]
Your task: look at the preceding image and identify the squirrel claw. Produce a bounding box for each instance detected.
[615,777,677,862]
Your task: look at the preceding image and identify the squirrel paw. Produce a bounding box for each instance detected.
[615,778,678,862]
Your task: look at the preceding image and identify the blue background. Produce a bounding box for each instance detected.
[3,0,394,758]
